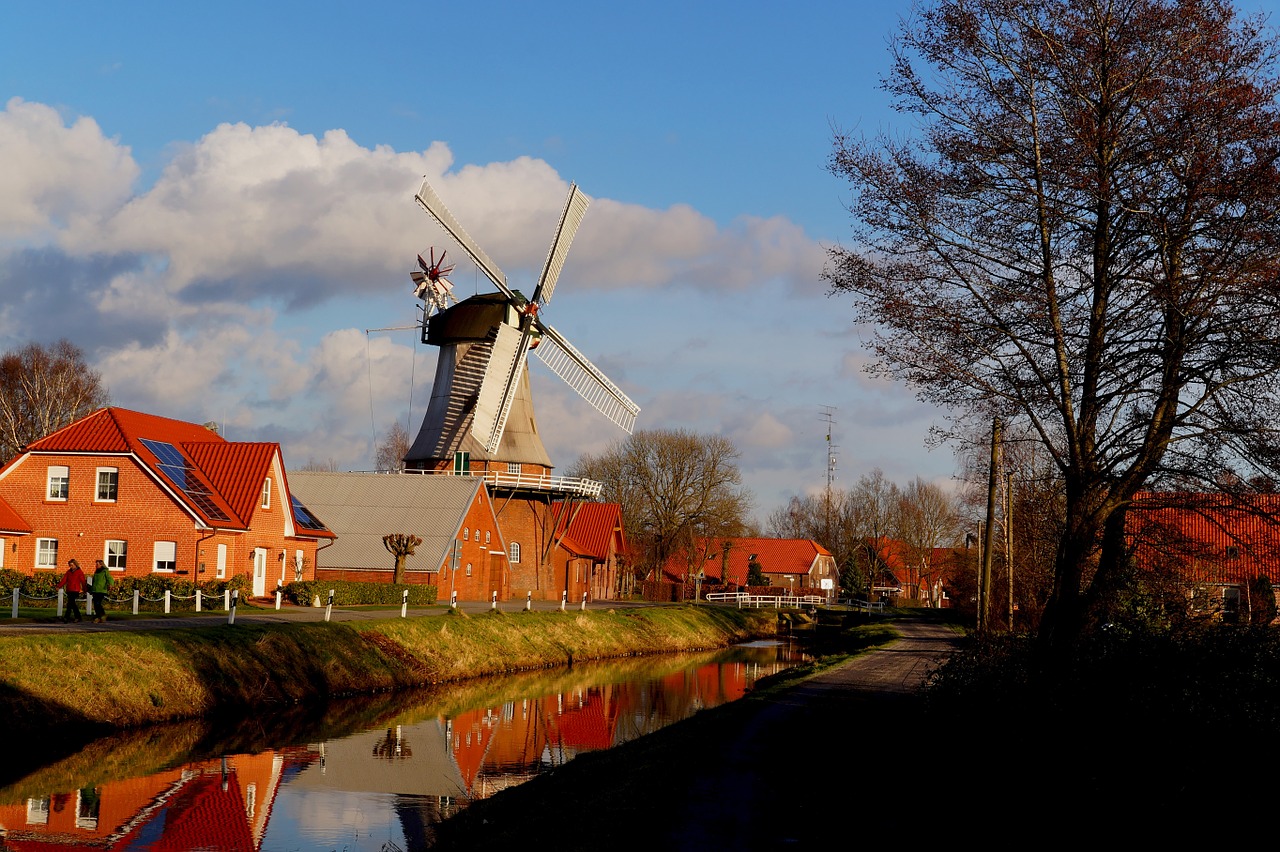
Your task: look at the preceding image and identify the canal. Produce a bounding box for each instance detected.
[0,639,807,850]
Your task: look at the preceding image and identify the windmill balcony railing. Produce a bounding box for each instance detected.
[402,467,603,498]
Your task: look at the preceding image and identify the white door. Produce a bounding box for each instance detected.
[252,548,267,597]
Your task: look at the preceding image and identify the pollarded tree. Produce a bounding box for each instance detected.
[569,429,753,581]
[0,340,108,463]
[382,533,422,585]
[827,0,1280,650]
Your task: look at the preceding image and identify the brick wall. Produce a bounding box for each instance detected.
[0,452,319,591]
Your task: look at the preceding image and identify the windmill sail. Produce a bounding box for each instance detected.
[535,322,639,434]
[534,184,592,306]
[472,322,531,453]
[414,178,515,301]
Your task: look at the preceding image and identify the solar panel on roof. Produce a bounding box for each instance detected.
[139,438,231,522]
[291,495,329,532]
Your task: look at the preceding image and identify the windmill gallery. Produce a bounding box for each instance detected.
[295,176,642,603]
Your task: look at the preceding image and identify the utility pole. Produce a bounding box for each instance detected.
[820,406,838,546]
[1006,470,1014,631]
[980,418,1000,634]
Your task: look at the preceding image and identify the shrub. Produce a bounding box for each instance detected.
[282,580,438,607]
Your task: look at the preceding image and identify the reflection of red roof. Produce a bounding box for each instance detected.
[556,688,619,751]
[116,770,258,852]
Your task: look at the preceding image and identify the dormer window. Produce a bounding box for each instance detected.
[261,477,271,509]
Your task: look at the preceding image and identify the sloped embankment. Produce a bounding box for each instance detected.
[0,605,776,740]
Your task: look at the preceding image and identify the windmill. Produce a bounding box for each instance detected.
[403,176,640,470]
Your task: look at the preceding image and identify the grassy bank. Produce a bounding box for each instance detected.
[0,605,776,743]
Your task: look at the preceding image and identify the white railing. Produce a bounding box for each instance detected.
[402,468,602,497]
[704,592,829,609]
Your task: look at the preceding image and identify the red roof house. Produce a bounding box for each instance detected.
[661,537,838,596]
[0,407,333,594]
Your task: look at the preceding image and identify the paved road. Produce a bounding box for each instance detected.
[667,617,958,849]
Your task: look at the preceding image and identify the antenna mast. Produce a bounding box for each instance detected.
[820,406,838,544]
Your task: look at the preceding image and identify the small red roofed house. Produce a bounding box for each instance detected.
[662,537,838,599]
[551,501,627,602]
[1128,491,1280,622]
[0,407,333,594]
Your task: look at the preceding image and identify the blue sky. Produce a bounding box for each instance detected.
[4,0,1276,523]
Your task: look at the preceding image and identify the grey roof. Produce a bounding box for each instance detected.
[288,472,483,573]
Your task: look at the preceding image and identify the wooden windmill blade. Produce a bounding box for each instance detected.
[414,177,517,302]
[472,322,533,454]
[532,183,592,307]
[534,321,639,434]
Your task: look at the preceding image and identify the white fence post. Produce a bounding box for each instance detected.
[401,588,409,618]
[275,586,282,611]
[196,589,202,613]
[11,587,18,619]
[581,591,587,611]
[133,589,140,615]
[57,588,64,619]
[491,590,498,611]
[224,589,231,611]
[164,589,171,614]
[228,589,238,625]
[525,591,532,611]
[560,590,567,612]
[324,589,334,622]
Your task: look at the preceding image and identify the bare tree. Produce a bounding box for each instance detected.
[375,421,411,473]
[826,0,1280,648]
[895,477,964,603]
[569,429,753,580]
[0,340,108,463]
[382,533,422,585]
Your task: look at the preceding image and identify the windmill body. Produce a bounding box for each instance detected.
[403,176,639,479]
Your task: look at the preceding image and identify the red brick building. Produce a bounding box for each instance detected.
[0,407,333,594]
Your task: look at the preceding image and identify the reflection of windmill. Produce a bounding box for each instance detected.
[404,176,639,472]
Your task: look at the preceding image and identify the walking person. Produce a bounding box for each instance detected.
[55,559,87,623]
[89,559,113,623]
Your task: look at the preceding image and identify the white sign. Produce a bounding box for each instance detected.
[820,578,834,590]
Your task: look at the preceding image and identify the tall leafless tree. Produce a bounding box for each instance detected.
[826,0,1280,649]
[375,421,411,473]
[0,340,108,463]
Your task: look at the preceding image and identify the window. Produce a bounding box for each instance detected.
[509,542,521,563]
[261,477,271,509]
[453,451,470,475]
[153,541,177,573]
[1225,545,1241,559]
[47,466,69,501]
[105,540,127,571]
[507,461,520,475]
[485,530,491,545]
[464,527,469,541]
[466,562,472,577]
[36,538,58,569]
[96,468,118,502]
[216,543,227,579]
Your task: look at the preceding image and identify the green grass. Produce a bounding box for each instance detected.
[0,605,778,741]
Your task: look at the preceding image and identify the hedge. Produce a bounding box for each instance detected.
[282,580,438,607]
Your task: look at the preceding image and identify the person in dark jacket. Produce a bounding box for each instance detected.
[55,559,87,623]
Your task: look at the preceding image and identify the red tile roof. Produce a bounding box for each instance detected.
[663,537,833,585]
[1129,492,1280,584]
[553,502,624,559]
[0,493,31,533]
[25,407,225,454]
[186,441,277,526]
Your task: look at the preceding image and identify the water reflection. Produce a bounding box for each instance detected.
[0,640,803,850]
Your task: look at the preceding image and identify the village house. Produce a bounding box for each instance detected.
[0,407,333,594]
[1128,492,1280,622]
[661,537,839,599]
[286,471,508,602]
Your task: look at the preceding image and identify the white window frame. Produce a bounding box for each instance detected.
[485,530,491,545]
[466,562,472,577]
[507,461,520,474]
[0,537,5,568]
[216,543,227,579]
[104,540,127,571]
[464,527,469,541]
[509,541,521,563]
[95,467,118,502]
[47,466,69,501]
[36,538,58,569]
[153,541,177,573]
[261,477,271,509]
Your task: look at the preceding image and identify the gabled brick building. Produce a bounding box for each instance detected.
[0,407,333,594]
[662,537,838,597]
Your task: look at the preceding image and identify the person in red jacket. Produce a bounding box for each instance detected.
[55,558,87,623]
